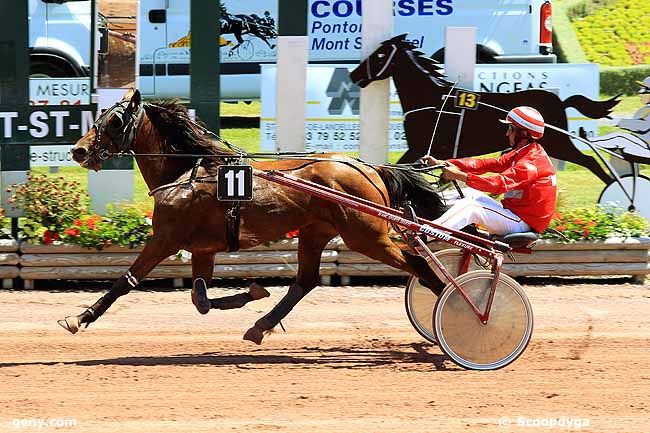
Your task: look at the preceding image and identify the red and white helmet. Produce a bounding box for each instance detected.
[500,106,545,140]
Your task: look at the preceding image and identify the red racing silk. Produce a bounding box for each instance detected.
[449,142,557,233]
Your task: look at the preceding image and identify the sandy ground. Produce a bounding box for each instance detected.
[1,280,649,433]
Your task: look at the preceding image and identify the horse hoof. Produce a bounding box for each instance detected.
[191,278,211,315]
[57,316,80,335]
[249,282,270,300]
[243,326,264,345]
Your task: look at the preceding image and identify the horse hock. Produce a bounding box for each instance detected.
[192,280,271,314]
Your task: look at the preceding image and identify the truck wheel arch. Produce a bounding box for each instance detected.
[29,49,87,77]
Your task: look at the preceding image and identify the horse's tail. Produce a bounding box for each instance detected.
[562,94,621,120]
[376,167,448,220]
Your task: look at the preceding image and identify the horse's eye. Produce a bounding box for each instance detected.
[109,114,123,129]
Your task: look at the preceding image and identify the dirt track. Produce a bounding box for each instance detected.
[1,280,649,432]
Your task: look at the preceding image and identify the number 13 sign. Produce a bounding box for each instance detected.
[217,165,253,201]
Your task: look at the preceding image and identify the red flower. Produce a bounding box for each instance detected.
[86,219,96,229]
[556,225,567,232]
[285,229,300,239]
[582,229,591,237]
[73,219,83,227]
[43,230,55,245]
[573,218,584,225]
[64,227,80,237]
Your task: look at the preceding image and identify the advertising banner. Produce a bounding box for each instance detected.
[261,63,599,152]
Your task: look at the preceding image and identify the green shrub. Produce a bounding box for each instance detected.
[8,173,153,249]
[572,0,650,66]
[8,173,91,244]
[600,65,650,96]
[547,205,648,241]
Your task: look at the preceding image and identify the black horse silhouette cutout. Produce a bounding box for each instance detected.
[220,2,277,54]
[350,34,620,184]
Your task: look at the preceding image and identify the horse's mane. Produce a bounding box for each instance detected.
[389,38,452,88]
[143,100,236,158]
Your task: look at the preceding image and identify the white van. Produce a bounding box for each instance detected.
[29,0,104,77]
[137,0,555,100]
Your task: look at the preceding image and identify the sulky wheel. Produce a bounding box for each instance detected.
[405,249,485,344]
[433,270,533,370]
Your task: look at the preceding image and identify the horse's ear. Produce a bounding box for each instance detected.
[394,33,408,41]
[122,88,136,101]
[130,89,142,109]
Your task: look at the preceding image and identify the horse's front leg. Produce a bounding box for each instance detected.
[190,253,270,315]
[58,237,178,334]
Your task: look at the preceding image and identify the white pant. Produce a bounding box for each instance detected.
[591,132,650,162]
[433,193,531,236]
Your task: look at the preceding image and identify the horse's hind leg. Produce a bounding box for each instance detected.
[243,223,337,344]
[340,226,444,293]
[190,252,270,315]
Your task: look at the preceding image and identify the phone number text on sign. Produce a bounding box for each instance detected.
[262,121,408,152]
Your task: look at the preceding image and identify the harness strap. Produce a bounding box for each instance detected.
[225,201,242,252]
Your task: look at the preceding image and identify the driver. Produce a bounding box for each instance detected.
[420,106,557,235]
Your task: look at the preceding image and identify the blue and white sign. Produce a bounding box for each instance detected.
[261,63,600,152]
[29,78,91,106]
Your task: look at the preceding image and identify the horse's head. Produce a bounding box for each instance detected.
[72,89,144,171]
[350,34,411,88]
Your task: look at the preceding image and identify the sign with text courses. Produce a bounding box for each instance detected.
[260,63,599,152]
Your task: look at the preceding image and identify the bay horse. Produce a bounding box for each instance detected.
[350,34,620,184]
[60,88,447,344]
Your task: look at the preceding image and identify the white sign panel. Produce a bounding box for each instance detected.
[261,63,600,152]
[29,145,76,167]
[261,64,407,153]
[29,78,91,106]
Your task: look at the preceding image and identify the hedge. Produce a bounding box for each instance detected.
[600,65,650,96]
[553,1,588,64]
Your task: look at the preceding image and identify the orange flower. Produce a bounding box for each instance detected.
[64,227,80,237]
[285,230,300,239]
[146,210,154,219]
[556,225,567,232]
[573,218,584,225]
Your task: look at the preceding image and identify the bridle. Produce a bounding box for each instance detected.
[91,100,145,160]
[361,43,397,83]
